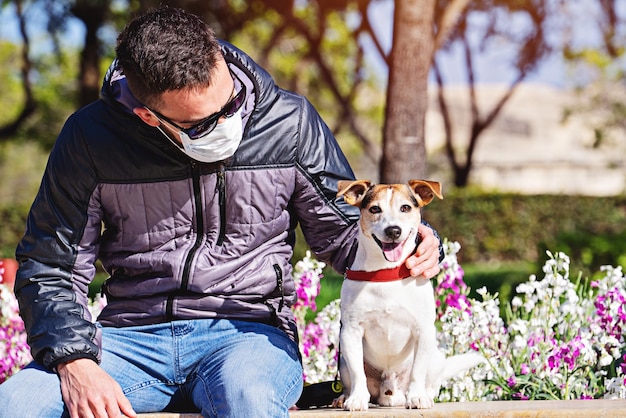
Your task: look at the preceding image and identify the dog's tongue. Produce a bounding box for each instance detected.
[382,242,404,262]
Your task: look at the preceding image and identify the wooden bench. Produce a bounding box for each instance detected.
[133,399,626,417]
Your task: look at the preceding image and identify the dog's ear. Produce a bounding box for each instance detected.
[337,180,372,206]
[408,180,443,207]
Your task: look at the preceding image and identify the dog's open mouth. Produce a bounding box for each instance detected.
[373,235,409,262]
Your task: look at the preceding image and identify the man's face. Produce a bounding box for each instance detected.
[134,58,235,144]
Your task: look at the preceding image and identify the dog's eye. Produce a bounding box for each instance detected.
[369,205,382,214]
[400,204,412,213]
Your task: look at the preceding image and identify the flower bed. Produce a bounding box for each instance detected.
[292,242,626,401]
[2,244,626,400]
[0,260,30,384]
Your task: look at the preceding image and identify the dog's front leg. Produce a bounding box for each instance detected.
[340,323,371,411]
[406,325,440,409]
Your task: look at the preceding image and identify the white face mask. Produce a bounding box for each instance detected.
[159,109,244,163]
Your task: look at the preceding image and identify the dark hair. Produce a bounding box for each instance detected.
[115,6,221,107]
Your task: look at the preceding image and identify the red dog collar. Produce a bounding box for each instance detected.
[345,264,412,282]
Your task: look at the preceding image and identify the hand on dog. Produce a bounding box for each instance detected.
[405,224,441,279]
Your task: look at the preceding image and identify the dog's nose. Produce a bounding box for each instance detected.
[385,226,402,240]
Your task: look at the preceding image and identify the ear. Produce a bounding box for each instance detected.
[337,180,372,206]
[408,180,443,207]
[133,107,161,127]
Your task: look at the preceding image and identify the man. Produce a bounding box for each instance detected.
[0,7,442,418]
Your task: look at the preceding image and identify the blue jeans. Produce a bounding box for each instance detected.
[0,319,303,418]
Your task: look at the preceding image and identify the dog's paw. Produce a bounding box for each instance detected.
[331,394,345,409]
[343,393,370,411]
[406,392,435,409]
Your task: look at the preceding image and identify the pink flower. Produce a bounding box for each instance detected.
[520,363,530,375]
[507,376,517,387]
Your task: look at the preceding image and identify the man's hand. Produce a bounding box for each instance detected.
[57,358,136,418]
[406,223,441,279]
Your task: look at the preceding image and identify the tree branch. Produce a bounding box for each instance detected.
[433,59,459,175]
[434,0,471,52]
[264,2,381,162]
[0,0,37,139]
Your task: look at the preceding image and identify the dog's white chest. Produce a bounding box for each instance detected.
[341,278,435,378]
[341,278,435,321]
[340,278,436,358]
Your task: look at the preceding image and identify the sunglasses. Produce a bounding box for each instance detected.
[148,73,246,140]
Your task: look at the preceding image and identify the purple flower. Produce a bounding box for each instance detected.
[547,354,559,370]
[520,363,530,375]
[507,376,517,387]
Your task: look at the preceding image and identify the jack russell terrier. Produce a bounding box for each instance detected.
[335,179,484,411]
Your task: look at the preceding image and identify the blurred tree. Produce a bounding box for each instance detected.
[70,0,111,106]
[432,0,553,187]
[0,41,25,127]
[381,0,435,182]
[561,0,626,150]
[0,1,80,149]
[0,0,35,139]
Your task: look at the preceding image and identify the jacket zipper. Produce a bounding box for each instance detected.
[264,264,285,325]
[166,162,205,319]
[273,264,284,312]
[216,168,226,246]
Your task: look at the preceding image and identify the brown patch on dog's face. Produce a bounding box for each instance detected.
[359,185,422,262]
[337,180,372,206]
[338,180,442,263]
[337,180,442,209]
[407,180,443,206]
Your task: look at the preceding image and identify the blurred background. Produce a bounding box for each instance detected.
[1,0,625,306]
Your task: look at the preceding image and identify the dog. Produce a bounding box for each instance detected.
[334,179,484,411]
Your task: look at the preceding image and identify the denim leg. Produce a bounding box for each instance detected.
[185,320,303,418]
[99,323,183,413]
[0,320,303,418]
[0,361,68,418]
[0,323,181,417]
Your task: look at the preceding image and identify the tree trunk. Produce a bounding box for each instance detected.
[380,0,435,183]
[72,0,110,108]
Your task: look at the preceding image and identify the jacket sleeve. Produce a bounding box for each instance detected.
[14,113,103,371]
[291,96,360,273]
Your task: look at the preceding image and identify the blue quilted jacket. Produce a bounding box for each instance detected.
[14,41,361,370]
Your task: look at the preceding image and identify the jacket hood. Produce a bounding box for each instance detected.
[100,60,143,114]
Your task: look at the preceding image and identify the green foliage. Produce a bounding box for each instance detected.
[0,205,28,258]
[539,230,626,280]
[424,188,626,272]
[23,49,81,149]
[0,141,49,257]
[0,40,80,149]
[0,38,81,256]
[463,261,534,307]
[0,41,24,125]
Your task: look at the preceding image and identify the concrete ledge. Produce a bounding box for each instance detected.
[134,399,626,417]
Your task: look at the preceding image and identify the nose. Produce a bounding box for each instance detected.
[385,226,402,240]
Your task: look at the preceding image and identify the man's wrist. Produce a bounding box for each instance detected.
[55,357,97,375]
